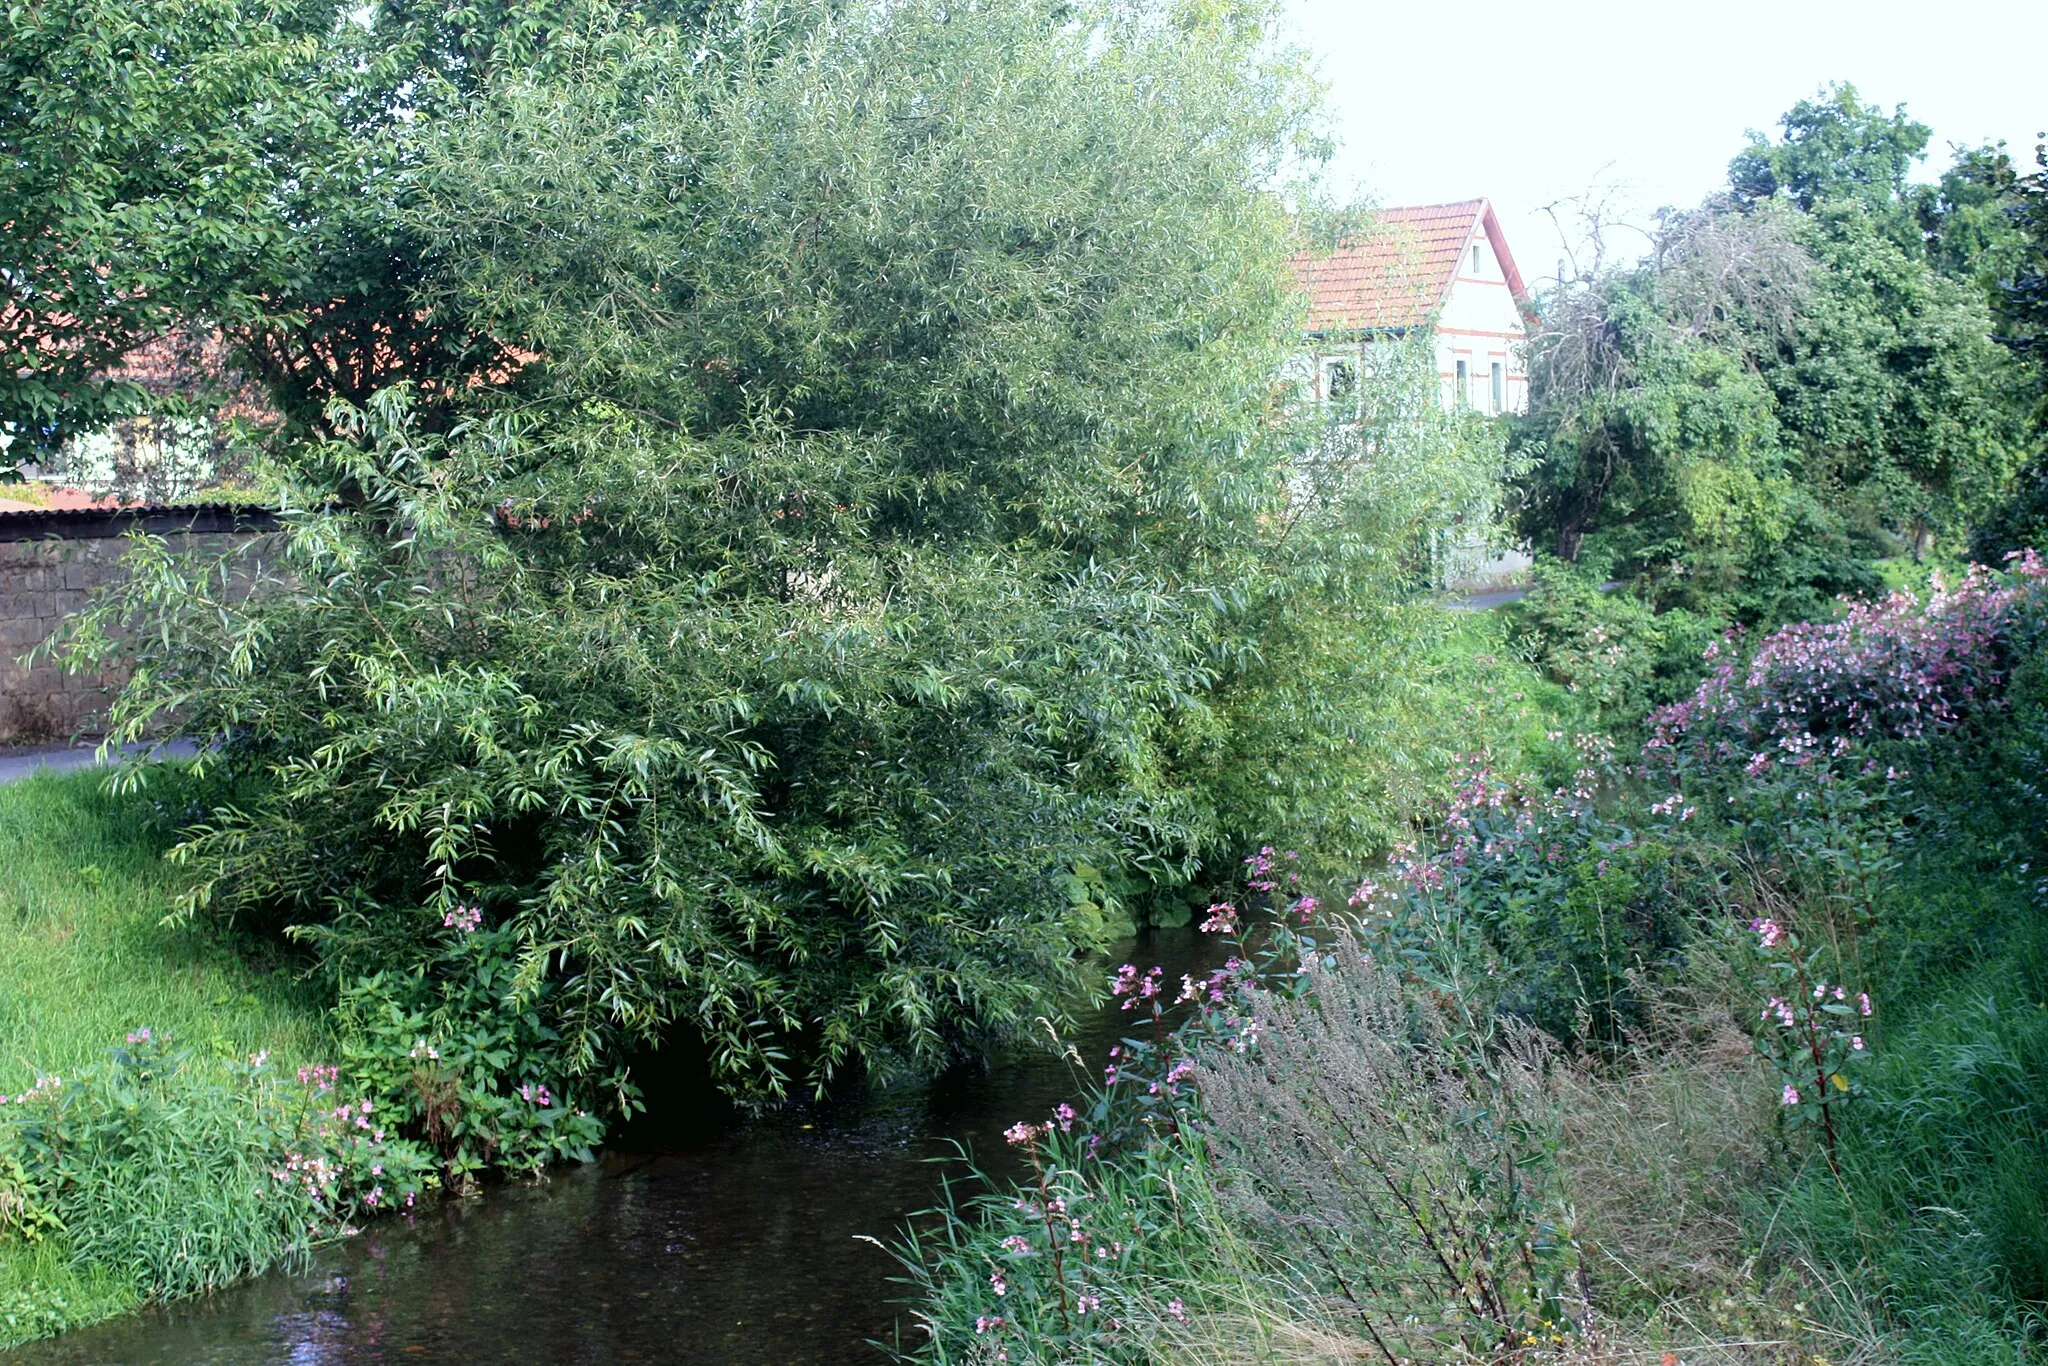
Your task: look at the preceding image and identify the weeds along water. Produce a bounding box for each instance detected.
[4,920,1236,1363]
[901,558,2048,1365]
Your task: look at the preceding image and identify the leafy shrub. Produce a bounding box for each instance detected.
[335,908,606,1185]
[1507,558,1717,730]
[0,1029,428,1301]
[1350,742,1698,1045]
[60,0,1505,1106]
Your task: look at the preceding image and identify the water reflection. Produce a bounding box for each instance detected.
[11,927,1224,1365]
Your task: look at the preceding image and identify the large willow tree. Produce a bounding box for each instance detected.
[68,0,1498,1099]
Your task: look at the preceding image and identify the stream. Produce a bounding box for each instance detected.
[10,926,1224,1365]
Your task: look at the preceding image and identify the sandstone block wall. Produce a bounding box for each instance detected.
[0,512,274,744]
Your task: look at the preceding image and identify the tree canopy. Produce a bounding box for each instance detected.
[60,0,1504,1101]
[0,0,331,455]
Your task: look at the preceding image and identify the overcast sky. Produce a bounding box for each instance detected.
[1281,0,2048,287]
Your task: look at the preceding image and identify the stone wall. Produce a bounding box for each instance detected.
[0,508,276,745]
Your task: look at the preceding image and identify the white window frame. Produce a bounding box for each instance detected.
[1321,355,1357,416]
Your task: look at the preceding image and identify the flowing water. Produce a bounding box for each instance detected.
[11,926,1223,1365]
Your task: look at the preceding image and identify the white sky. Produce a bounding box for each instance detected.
[1282,0,2048,288]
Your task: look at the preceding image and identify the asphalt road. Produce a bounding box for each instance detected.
[0,737,200,785]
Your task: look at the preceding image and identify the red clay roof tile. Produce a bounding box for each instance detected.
[1291,199,1528,333]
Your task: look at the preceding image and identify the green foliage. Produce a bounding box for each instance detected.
[1512,204,1891,620]
[56,0,1500,1107]
[1918,140,2032,291]
[336,915,608,1183]
[0,0,334,450]
[1506,560,1715,730]
[1518,103,2029,630]
[1969,144,2048,563]
[1728,82,1931,245]
[1769,204,2031,548]
[1,1031,429,1302]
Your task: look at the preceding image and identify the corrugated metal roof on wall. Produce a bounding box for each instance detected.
[0,502,279,542]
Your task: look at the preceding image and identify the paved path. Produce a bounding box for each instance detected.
[0,737,200,785]
[1446,585,1532,611]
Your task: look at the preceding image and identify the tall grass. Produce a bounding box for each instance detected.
[1768,864,2048,1363]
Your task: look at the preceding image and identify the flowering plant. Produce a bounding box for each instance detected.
[0,1029,430,1300]
[336,907,608,1184]
[1348,737,1696,1045]
[1648,553,2048,763]
[1742,916,1872,1169]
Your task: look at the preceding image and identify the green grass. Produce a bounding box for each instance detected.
[0,767,330,1092]
[1767,850,2048,1363]
[0,767,333,1347]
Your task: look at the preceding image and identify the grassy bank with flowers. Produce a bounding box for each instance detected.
[899,555,2048,1365]
[0,763,636,1350]
[0,769,440,1348]
[0,766,320,1343]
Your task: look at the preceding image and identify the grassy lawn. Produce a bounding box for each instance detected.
[0,767,333,1346]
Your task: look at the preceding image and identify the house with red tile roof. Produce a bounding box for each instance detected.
[1291,198,1533,416]
[1290,199,1536,586]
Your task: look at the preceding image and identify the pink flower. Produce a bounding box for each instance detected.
[1166,1298,1190,1323]
[989,1272,1009,1297]
[1858,992,1872,1016]
[1000,1235,1033,1255]
[1781,1084,1800,1106]
[1003,1121,1042,1147]
[1851,1036,1866,1051]
[1053,1102,1077,1132]
[1199,903,1238,934]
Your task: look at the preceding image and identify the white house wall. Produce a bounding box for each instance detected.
[1434,230,1528,416]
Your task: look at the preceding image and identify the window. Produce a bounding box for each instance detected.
[1322,357,1355,414]
[1454,358,1469,408]
[1470,244,1481,273]
[1490,362,1505,414]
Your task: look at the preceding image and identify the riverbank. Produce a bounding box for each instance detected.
[0,768,334,1347]
[903,563,2048,1364]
